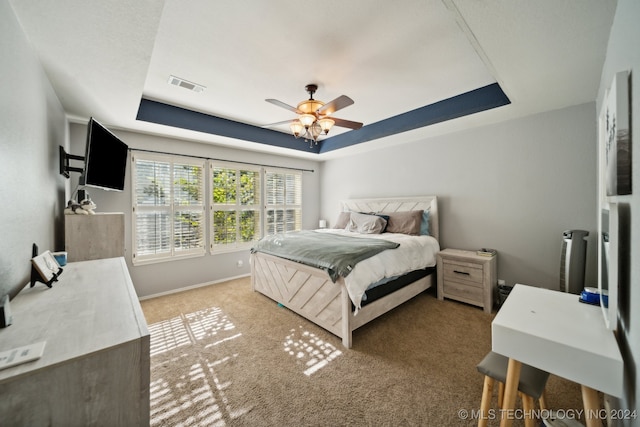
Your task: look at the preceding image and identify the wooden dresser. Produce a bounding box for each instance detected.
[436,248,497,313]
[0,257,149,426]
[65,212,125,262]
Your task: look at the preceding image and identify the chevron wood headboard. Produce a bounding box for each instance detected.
[339,196,439,242]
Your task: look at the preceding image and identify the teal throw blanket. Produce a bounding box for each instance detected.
[251,231,399,282]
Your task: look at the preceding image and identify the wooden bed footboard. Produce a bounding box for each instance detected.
[250,251,433,348]
[251,195,439,348]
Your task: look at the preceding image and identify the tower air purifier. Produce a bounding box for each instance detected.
[559,230,589,294]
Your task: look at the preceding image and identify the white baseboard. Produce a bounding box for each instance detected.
[138,273,251,301]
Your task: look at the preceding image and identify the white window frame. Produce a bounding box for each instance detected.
[131,152,206,265]
[209,161,262,253]
[131,151,305,263]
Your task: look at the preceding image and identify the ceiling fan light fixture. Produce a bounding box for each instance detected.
[310,122,322,140]
[297,99,324,114]
[299,113,316,128]
[290,120,303,138]
[265,84,362,149]
[317,118,334,134]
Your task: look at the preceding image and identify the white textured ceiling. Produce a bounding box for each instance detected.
[9,0,617,160]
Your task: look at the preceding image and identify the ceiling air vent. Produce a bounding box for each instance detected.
[167,75,205,93]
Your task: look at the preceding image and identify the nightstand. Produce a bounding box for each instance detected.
[436,248,497,313]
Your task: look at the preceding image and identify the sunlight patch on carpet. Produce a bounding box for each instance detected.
[149,306,241,357]
[148,306,249,426]
[149,355,249,427]
[283,325,343,376]
[148,316,191,355]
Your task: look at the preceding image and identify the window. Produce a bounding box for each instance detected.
[265,168,302,235]
[132,153,205,264]
[132,152,304,262]
[210,163,261,252]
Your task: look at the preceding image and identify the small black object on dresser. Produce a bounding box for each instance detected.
[0,295,12,328]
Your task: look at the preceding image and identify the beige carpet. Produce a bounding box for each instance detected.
[141,277,584,426]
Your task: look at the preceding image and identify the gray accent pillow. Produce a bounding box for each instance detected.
[385,210,424,235]
[346,212,387,234]
[334,211,351,229]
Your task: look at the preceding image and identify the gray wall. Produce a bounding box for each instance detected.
[0,3,68,300]
[320,102,598,291]
[68,123,321,298]
[597,0,639,417]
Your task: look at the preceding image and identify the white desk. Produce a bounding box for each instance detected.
[492,284,623,427]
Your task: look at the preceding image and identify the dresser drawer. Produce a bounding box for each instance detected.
[442,259,484,286]
[443,281,484,304]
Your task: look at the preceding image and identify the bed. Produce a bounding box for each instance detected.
[250,196,440,348]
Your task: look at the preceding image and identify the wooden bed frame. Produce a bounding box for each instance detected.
[250,196,439,348]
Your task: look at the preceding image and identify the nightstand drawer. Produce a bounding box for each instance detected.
[443,281,484,303]
[437,248,497,313]
[442,260,484,286]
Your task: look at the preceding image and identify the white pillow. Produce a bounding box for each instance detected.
[346,212,387,234]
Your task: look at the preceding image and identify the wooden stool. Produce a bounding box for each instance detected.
[476,351,550,427]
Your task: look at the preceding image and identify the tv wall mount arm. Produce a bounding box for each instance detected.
[59,146,85,178]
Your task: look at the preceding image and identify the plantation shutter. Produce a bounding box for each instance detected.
[132,154,205,264]
[265,168,302,235]
[132,151,304,264]
[173,162,205,254]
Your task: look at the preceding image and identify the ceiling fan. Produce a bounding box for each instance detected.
[264,84,363,146]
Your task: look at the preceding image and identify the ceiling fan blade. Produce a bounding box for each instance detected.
[262,120,294,128]
[317,95,354,115]
[265,98,301,114]
[331,117,363,130]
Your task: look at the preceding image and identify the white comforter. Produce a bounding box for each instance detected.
[315,229,440,312]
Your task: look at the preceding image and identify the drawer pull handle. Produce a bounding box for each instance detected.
[453,270,470,276]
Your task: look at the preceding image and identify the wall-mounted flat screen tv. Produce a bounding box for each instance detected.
[84,117,128,191]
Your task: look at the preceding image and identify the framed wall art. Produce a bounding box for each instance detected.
[601,70,631,196]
